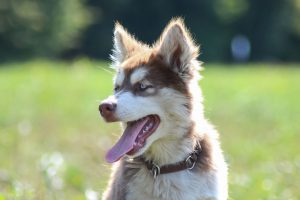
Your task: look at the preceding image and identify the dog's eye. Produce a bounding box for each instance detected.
[136,83,152,92]
[114,85,120,92]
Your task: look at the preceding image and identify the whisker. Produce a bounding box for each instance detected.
[125,164,143,169]
[96,65,114,75]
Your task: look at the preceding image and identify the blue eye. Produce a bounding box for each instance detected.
[139,83,147,90]
[137,83,152,92]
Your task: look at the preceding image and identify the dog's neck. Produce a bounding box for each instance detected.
[143,85,205,166]
[142,129,200,166]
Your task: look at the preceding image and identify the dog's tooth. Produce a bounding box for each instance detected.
[138,142,143,147]
[144,126,149,131]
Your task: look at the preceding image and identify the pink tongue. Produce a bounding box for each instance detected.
[105,118,148,163]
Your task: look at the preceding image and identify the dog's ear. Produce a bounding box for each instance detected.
[157,18,199,77]
[111,22,145,66]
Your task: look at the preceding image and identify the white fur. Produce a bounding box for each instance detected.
[111,23,149,67]
[111,27,131,66]
[103,81,228,199]
[112,87,191,160]
[125,152,227,200]
[159,26,192,68]
[127,170,219,200]
[114,68,125,86]
[102,19,228,200]
[157,22,200,80]
[130,68,148,85]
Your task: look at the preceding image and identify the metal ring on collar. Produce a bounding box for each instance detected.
[185,155,196,170]
[151,163,160,179]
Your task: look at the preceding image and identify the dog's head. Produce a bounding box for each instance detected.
[99,18,203,163]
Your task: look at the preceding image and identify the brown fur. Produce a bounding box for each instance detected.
[102,18,228,200]
[102,135,214,199]
[117,51,191,99]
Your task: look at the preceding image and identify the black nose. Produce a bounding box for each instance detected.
[99,102,117,118]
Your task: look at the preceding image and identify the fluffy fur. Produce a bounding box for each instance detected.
[101,18,228,200]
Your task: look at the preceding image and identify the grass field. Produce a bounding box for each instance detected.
[0,60,299,200]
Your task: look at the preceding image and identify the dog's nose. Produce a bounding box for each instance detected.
[99,102,116,115]
[99,102,117,122]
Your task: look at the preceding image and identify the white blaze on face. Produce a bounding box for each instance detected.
[106,63,201,160]
[114,68,125,86]
[105,19,207,165]
[130,67,148,85]
[114,91,160,122]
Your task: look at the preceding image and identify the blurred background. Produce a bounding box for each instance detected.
[0,0,300,199]
[1,0,300,62]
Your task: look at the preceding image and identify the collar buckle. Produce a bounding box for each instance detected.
[151,162,160,179]
[185,155,196,170]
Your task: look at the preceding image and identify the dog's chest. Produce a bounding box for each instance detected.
[125,168,213,200]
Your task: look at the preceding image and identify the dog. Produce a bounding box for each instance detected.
[99,18,228,200]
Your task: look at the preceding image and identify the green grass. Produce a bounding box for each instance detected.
[0,60,299,200]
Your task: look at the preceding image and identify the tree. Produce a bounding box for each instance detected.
[0,0,92,61]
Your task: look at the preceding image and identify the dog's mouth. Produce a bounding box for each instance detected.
[105,115,160,163]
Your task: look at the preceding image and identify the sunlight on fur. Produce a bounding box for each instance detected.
[99,18,228,200]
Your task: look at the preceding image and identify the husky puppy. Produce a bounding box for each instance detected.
[99,18,228,200]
